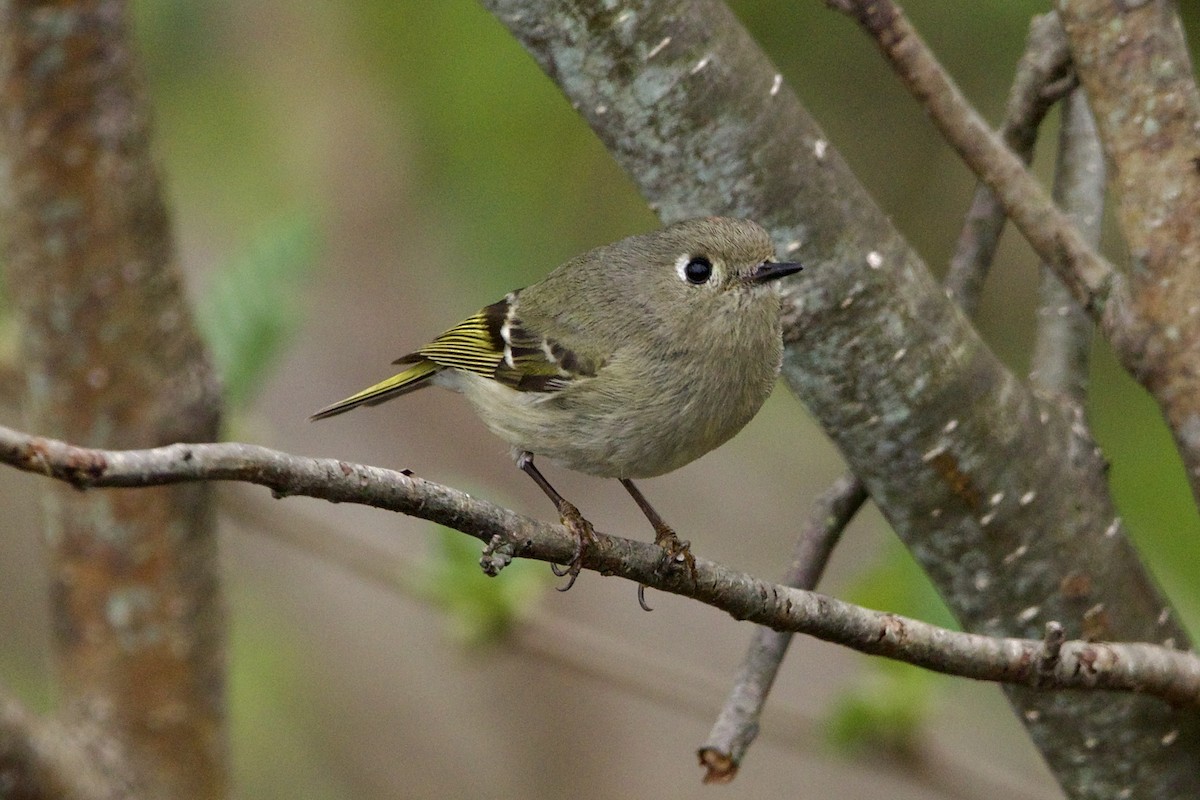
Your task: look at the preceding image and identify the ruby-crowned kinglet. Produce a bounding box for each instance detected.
[313,217,802,601]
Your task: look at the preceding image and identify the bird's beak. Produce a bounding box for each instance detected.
[750,260,803,284]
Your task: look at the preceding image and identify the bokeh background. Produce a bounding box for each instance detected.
[2,2,1199,798]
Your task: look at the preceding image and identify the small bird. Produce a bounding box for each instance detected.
[312,217,801,606]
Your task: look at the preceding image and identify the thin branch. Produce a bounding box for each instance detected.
[825,0,1130,337]
[0,688,150,800]
[944,12,1073,316]
[3,425,1199,711]
[1030,88,1103,403]
[779,475,868,594]
[700,474,866,783]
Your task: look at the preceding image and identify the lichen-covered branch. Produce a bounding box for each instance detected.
[0,2,226,797]
[3,424,1200,712]
[479,1,1200,794]
[705,16,1080,775]
[833,0,1200,547]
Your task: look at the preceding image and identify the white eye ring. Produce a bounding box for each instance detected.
[675,253,714,285]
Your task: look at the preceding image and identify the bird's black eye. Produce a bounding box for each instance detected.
[683,256,713,284]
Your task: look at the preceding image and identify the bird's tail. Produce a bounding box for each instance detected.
[310,359,441,420]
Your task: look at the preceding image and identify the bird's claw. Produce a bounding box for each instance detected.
[637,525,698,611]
[552,501,597,591]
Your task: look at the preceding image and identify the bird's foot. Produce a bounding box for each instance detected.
[550,500,598,592]
[637,524,698,611]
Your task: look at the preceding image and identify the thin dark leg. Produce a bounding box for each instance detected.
[620,478,698,611]
[518,452,595,590]
[620,478,678,543]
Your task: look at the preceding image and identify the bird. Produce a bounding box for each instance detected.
[312,216,802,606]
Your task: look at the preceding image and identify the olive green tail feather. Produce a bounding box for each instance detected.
[310,359,441,420]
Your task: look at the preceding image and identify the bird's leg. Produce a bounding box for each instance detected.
[620,478,698,611]
[517,452,596,591]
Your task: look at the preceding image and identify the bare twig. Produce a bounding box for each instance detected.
[3,425,1199,710]
[700,474,867,783]
[780,475,868,592]
[945,12,1073,316]
[824,0,1129,338]
[1030,88,1102,403]
[226,486,1059,800]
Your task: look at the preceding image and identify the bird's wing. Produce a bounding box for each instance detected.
[415,293,601,393]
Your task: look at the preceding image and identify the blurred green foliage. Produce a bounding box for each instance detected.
[828,530,956,746]
[1090,342,1200,633]
[195,215,320,410]
[826,658,933,759]
[845,536,957,633]
[349,4,656,295]
[230,596,347,800]
[134,1,310,230]
[405,526,552,646]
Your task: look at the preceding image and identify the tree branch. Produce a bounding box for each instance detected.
[699,474,866,783]
[1030,88,1103,403]
[2,424,1199,711]
[824,0,1130,336]
[944,12,1073,317]
[704,16,1077,776]
[226,485,1061,800]
[1053,0,1200,510]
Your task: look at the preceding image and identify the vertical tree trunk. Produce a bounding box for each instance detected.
[0,2,227,797]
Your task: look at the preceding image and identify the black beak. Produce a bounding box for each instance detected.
[750,260,803,284]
